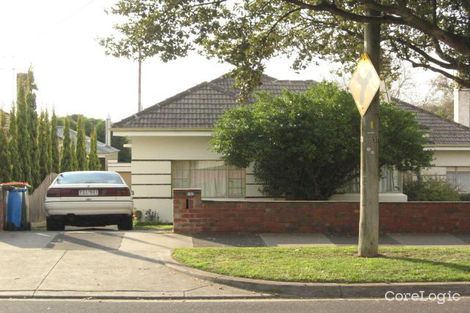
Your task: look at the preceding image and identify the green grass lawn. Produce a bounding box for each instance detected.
[133,221,173,231]
[172,246,470,283]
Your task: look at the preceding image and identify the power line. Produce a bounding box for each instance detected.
[33,0,99,38]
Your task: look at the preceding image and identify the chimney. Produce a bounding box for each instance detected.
[454,88,470,127]
[105,114,112,146]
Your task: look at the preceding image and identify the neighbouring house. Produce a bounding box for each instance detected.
[112,75,470,222]
[107,160,131,187]
[56,126,119,170]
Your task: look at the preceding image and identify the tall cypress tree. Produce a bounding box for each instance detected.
[16,73,31,182]
[71,141,78,171]
[88,127,101,170]
[25,70,40,188]
[50,112,60,173]
[38,112,50,180]
[0,112,11,182]
[76,116,87,170]
[45,111,52,174]
[8,107,20,181]
[60,118,73,172]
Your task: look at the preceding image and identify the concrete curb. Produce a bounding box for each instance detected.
[0,291,273,300]
[0,295,274,300]
[163,255,470,298]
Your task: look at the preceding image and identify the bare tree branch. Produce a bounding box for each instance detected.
[364,1,470,55]
[406,58,470,88]
[303,16,362,39]
[190,0,227,8]
[263,7,302,42]
[393,38,456,70]
[280,0,406,24]
[431,39,458,64]
[279,0,470,55]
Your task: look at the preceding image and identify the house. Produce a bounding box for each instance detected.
[333,96,470,199]
[113,74,470,222]
[56,126,119,170]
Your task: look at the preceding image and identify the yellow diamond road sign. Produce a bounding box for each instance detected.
[349,53,381,116]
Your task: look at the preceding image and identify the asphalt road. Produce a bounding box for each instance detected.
[1,298,469,313]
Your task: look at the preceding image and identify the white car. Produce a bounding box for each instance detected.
[45,171,133,231]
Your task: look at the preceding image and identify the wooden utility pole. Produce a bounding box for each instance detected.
[358,9,381,257]
[138,57,142,112]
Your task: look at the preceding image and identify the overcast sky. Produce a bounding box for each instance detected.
[0,0,433,122]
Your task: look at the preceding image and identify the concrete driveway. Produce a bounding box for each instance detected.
[0,229,264,299]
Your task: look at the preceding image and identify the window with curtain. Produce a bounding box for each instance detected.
[338,167,402,193]
[446,172,470,192]
[172,161,245,198]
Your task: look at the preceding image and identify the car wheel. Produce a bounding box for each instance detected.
[46,217,65,231]
[118,215,133,231]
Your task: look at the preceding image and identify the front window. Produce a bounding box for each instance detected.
[172,161,245,198]
[338,167,402,193]
[446,171,470,192]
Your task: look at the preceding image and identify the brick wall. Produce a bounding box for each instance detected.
[173,189,470,234]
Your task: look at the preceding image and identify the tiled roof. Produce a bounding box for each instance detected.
[395,99,470,146]
[113,74,315,129]
[114,73,470,146]
[56,126,119,155]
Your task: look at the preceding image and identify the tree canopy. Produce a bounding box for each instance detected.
[211,83,432,199]
[104,0,470,97]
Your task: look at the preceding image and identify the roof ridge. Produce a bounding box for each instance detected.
[206,73,317,100]
[209,72,278,84]
[273,79,316,83]
[208,72,279,92]
[206,80,239,98]
[393,97,470,131]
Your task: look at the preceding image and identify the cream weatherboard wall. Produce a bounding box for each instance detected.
[126,134,422,222]
[129,135,264,222]
[432,150,470,167]
[127,133,415,222]
[421,149,470,178]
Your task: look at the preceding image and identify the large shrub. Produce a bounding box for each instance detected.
[404,179,460,201]
[211,82,433,200]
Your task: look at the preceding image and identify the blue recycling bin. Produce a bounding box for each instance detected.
[6,187,28,230]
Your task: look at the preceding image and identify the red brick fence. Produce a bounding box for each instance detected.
[173,189,470,234]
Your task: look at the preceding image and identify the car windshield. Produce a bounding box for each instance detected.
[55,172,123,185]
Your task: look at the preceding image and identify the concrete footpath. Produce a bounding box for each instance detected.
[0,230,268,299]
[0,229,469,299]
